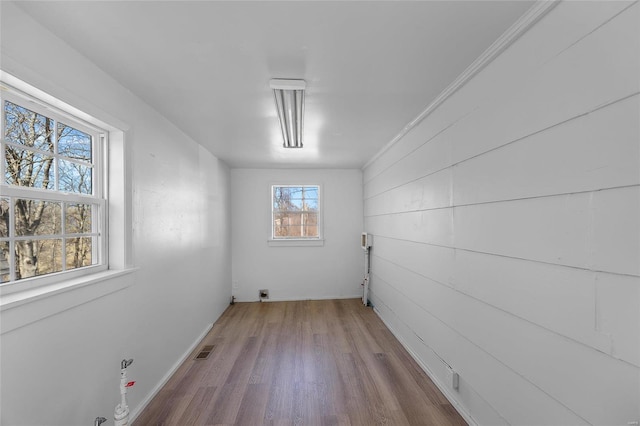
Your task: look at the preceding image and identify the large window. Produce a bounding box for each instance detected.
[1,89,106,285]
[272,185,320,239]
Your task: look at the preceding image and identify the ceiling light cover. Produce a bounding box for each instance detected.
[270,79,306,148]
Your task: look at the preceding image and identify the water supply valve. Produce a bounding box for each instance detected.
[114,358,134,426]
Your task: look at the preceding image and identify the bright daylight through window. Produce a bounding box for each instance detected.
[272,185,319,239]
[1,88,106,284]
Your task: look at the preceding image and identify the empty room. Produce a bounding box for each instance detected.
[0,1,638,425]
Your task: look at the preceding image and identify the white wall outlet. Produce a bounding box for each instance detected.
[259,289,269,300]
[446,366,459,391]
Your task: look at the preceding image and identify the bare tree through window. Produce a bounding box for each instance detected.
[2,96,100,283]
[272,185,319,238]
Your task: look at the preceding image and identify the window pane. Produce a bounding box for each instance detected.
[305,198,318,211]
[302,212,318,237]
[4,146,54,189]
[289,196,304,210]
[273,212,286,237]
[66,237,93,270]
[65,204,92,234]
[272,185,320,239]
[15,238,62,279]
[0,198,8,238]
[288,188,317,210]
[274,212,302,237]
[4,101,55,151]
[57,122,92,162]
[275,212,307,238]
[1,94,105,285]
[305,187,318,200]
[0,241,9,283]
[59,159,92,194]
[273,187,293,210]
[15,200,61,236]
[281,224,301,237]
[273,186,318,212]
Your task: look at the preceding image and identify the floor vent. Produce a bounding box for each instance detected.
[195,345,214,360]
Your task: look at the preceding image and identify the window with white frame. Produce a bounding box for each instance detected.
[271,185,320,239]
[1,88,106,285]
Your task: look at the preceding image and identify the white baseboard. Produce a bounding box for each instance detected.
[253,294,361,302]
[373,306,478,426]
[129,322,213,423]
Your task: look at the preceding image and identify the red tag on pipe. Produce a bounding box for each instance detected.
[125,381,136,387]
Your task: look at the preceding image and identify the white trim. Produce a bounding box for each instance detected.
[270,183,323,241]
[267,238,324,247]
[362,0,559,170]
[129,322,215,424]
[0,263,108,297]
[0,70,127,132]
[0,268,137,334]
[372,305,478,426]
[0,72,135,335]
[254,295,362,303]
[1,85,108,286]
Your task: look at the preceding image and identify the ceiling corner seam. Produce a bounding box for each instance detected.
[361,0,560,172]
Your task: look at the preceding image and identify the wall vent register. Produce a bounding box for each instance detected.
[194,345,215,360]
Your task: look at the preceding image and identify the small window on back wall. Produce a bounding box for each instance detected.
[272,185,320,239]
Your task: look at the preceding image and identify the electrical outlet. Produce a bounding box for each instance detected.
[446,366,459,391]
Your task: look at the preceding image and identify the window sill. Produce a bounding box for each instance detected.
[0,268,137,334]
[268,239,325,247]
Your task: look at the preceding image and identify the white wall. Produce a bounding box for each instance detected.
[0,3,231,425]
[363,2,639,425]
[231,169,364,302]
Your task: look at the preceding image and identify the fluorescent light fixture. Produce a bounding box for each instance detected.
[270,79,306,148]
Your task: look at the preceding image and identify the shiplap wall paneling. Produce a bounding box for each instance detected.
[363,1,640,425]
[363,1,637,185]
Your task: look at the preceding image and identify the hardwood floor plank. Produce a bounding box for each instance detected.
[134,299,466,425]
[234,384,271,426]
[177,386,217,425]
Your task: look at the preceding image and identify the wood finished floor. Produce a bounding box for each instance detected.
[134,299,467,426]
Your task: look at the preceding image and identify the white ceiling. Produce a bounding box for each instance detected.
[15,1,534,169]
